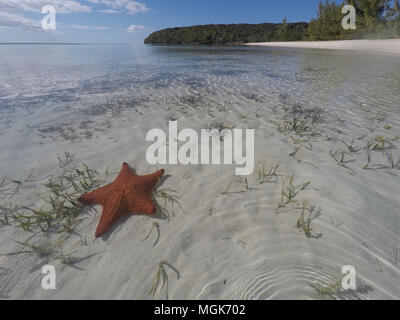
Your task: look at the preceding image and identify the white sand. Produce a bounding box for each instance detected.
[246,39,400,55]
[1,94,399,300]
[0,47,400,300]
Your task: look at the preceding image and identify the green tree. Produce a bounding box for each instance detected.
[275,18,289,40]
[308,0,345,40]
[386,0,400,37]
[346,0,390,31]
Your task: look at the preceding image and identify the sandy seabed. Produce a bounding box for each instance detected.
[0,44,399,300]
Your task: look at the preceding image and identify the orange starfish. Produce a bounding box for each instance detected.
[78,163,164,237]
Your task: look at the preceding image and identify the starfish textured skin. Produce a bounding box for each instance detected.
[78,163,164,237]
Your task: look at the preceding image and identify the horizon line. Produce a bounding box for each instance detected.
[0,42,139,45]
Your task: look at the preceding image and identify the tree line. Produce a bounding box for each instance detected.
[144,0,400,44]
[308,0,400,40]
[144,22,308,45]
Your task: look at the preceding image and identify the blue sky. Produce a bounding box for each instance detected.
[0,0,334,43]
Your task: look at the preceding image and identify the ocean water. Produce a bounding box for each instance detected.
[1,44,399,125]
[0,44,400,299]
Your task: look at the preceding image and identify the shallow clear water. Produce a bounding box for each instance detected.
[0,45,400,300]
[1,44,399,114]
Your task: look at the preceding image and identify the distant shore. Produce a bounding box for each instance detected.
[246,39,400,55]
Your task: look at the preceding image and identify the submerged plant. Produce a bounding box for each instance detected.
[330,150,346,164]
[221,181,233,195]
[105,96,145,117]
[384,124,393,130]
[368,135,399,152]
[142,222,160,247]
[385,151,400,169]
[56,249,80,265]
[290,145,319,169]
[364,140,400,170]
[0,153,104,267]
[329,150,357,176]
[296,157,320,169]
[311,278,343,300]
[290,136,313,151]
[155,188,184,219]
[257,163,279,184]
[340,138,360,153]
[277,174,311,211]
[295,200,322,239]
[244,177,250,191]
[149,260,179,299]
[53,249,100,271]
[277,105,324,137]
[221,177,253,195]
[5,240,55,258]
[278,116,310,136]
[12,155,101,234]
[0,204,14,226]
[0,174,35,199]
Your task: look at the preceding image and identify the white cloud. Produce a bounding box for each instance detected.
[0,0,151,33]
[99,9,118,13]
[69,24,111,30]
[127,24,145,33]
[99,0,149,15]
[0,11,40,30]
[0,0,91,14]
[0,0,151,15]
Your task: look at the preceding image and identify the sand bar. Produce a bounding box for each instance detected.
[246,39,400,55]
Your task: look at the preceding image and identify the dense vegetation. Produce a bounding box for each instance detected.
[144,22,309,45]
[144,0,400,44]
[308,0,400,40]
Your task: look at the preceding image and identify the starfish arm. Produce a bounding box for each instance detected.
[116,162,136,180]
[78,182,115,206]
[125,195,156,215]
[135,169,165,184]
[95,194,128,237]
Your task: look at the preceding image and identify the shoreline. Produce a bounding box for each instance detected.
[246,39,400,55]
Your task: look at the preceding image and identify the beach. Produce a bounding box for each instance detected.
[246,39,400,55]
[0,44,399,300]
